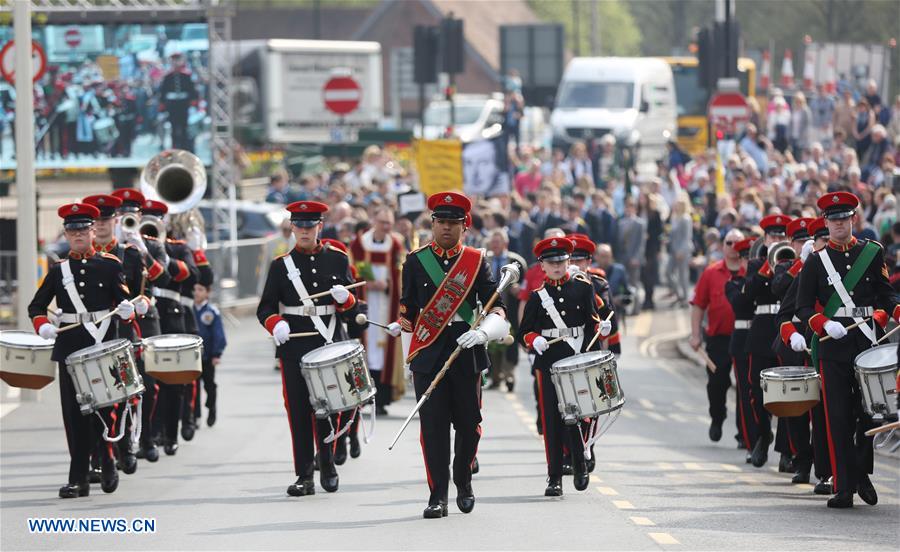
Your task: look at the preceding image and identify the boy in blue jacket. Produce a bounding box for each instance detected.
[193,283,226,426]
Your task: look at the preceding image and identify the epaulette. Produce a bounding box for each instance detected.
[325,243,348,256]
[274,251,290,260]
[142,234,158,241]
[166,238,186,245]
[866,239,885,250]
[101,252,122,263]
[573,273,592,285]
[410,243,430,255]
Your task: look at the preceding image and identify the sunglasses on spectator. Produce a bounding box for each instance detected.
[724,241,735,246]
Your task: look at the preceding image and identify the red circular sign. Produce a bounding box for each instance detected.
[65,28,82,48]
[707,92,750,126]
[0,40,47,85]
[323,76,361,116]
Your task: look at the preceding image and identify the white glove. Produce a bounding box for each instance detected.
[457,329,488,349]
[125,231,149,256]
[38,323,57,340]
[599,320,612,336]
[134,296,150,316]
[186,227,205,251]
[824,320,847,340]
[115,300,135,320]
[386,321,402,337]
[800,239,815,262]
[532,336,549,355]
[272,320,291,346]
[789,332,807,352]
[330,284,350,304]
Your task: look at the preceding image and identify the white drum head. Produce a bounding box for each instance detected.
[146,334,203,349]
[303,340,362,366]
[552,350,613,371]
[762,366,816,380]
[0,330,54,348]
[855,344,898,371]
[67,339,130,362]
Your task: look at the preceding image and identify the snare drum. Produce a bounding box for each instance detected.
[550,350,625,424]
[0,331,56,389]
[142,334,203,385]
[92,117,119,146]
[66,339,143,414]
[854,344,899,420]
[760,366,820,417]
[301,340,375,418]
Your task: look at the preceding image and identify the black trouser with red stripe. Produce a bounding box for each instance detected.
[784,415,813,472]
[818,359,874,493]
[705,335,732,425]
[749,354,776,441]
[414,362,482,507]
[279,357,337,478]
[732,353,757,449]
[59,365,115,484]
[810,400,832,479]
[535,370,585,479]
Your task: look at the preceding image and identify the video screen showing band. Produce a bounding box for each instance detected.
[0,21,211,170]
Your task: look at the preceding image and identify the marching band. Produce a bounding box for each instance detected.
[3,149,897,516]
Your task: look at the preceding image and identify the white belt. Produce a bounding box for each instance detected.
[153,287,192,307]
[733,320,751,330]
[832,306,873,318]
[58,310,110,324]
[280,303,337,317]
[755,303,781,315]
[541,327,582,338]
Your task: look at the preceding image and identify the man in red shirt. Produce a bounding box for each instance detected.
[690,229,745,442]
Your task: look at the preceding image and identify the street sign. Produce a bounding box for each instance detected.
[0,39,47,85]
[323,76,361,116]
[707,91,750,132]
[64,28,81,48]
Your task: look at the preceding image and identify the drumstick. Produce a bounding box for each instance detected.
[269,331,320,340]
[818,317,872,343]
[876,323,900,345]
[587,311,616,351]
[864,420,900,437]
[695,346,718,373]
[298,281,366,303]
[355,313,393,332]
[56,298,139,334]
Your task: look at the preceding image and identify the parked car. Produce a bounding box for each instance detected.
[416,94,505,143]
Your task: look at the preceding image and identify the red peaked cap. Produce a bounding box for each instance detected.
[817,191,859,220]
[567,233,595,258]
[786,217,813,241]
[110,188,146,212]
[759,214,792,235]
[534,236,574,262]
[142,199,169,217]
[428,191,471,226]
[82,194,123,219]
[808,217,828,238]
[287,201,329,227]
[58,203,100,230]
[733,237,755,257]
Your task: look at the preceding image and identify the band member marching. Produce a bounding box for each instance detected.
[390,192,508,518]
[725,236,755,460]
[796,192,899,508]
[28,203,137,498]
[257,201,360,497]
[772,217,833,494]
[518,237,601,497]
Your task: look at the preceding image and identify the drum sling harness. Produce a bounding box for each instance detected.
[282,255,336,344]
[59,260,111,344]
[811,241,880,366]
[537,287,583,354]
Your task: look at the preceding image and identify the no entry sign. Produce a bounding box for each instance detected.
[708,92,750,130]
[323,76,361,116]
[64,28,82,48]
[0,39,47,85]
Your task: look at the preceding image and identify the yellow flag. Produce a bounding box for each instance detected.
[715,150,726,196]
[413,139,463,197]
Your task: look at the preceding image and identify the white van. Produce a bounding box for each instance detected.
[551,57,676,165]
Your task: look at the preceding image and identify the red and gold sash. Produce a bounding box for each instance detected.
[407,246,483,362]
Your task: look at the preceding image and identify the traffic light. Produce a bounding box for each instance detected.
[697,21,740,89]
[439,17,464,74]
[696,27,713,89]
[413,25,438,84]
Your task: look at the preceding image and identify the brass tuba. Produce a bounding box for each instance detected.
[767,240,796,267]
[140,149,207,244]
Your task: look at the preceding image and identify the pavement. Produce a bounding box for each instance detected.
[2,307,899,550]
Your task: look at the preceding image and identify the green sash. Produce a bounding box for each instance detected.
[810,241,879,365]
[415,248,476,325]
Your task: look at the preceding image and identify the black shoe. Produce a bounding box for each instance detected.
[562,464,573,476]
[778,453,794,473]
[750,435,769,468]
[349,435,361,459]
[334,440,348,466]
[472,457,480,475]
[456,484,475,513]
[573,471,590,491]
[745,452,752,464]
[119,452,138,475]
[536,419,543,435]
[207,408,216,427]
[181,422,195,442]
[857,475,878,505]
[791,471,810,484]
[814,477,833,495]
[423,503,448,519]
[586,457,596,473]
[544,477,563,497]
[59,482,90,499]
[376,404,389,416]
[140,444,160,462]
[827,490,854,508]
[89,467,102,484]
[321,472,339,493]
[709,420,723,442]
[505,379,515,392]
[287,477,315,497]
[164,442,178,456]
[101,462,119,494]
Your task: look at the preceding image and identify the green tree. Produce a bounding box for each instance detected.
[529,0,642,56]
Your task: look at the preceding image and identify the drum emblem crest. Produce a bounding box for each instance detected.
[344,361,368,396]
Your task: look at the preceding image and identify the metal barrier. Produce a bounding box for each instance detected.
[0,250,16,324]
[204,235,281,307]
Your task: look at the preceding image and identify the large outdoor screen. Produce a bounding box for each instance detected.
[0,21,211,170]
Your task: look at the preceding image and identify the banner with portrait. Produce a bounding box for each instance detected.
[462,133,510,198]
